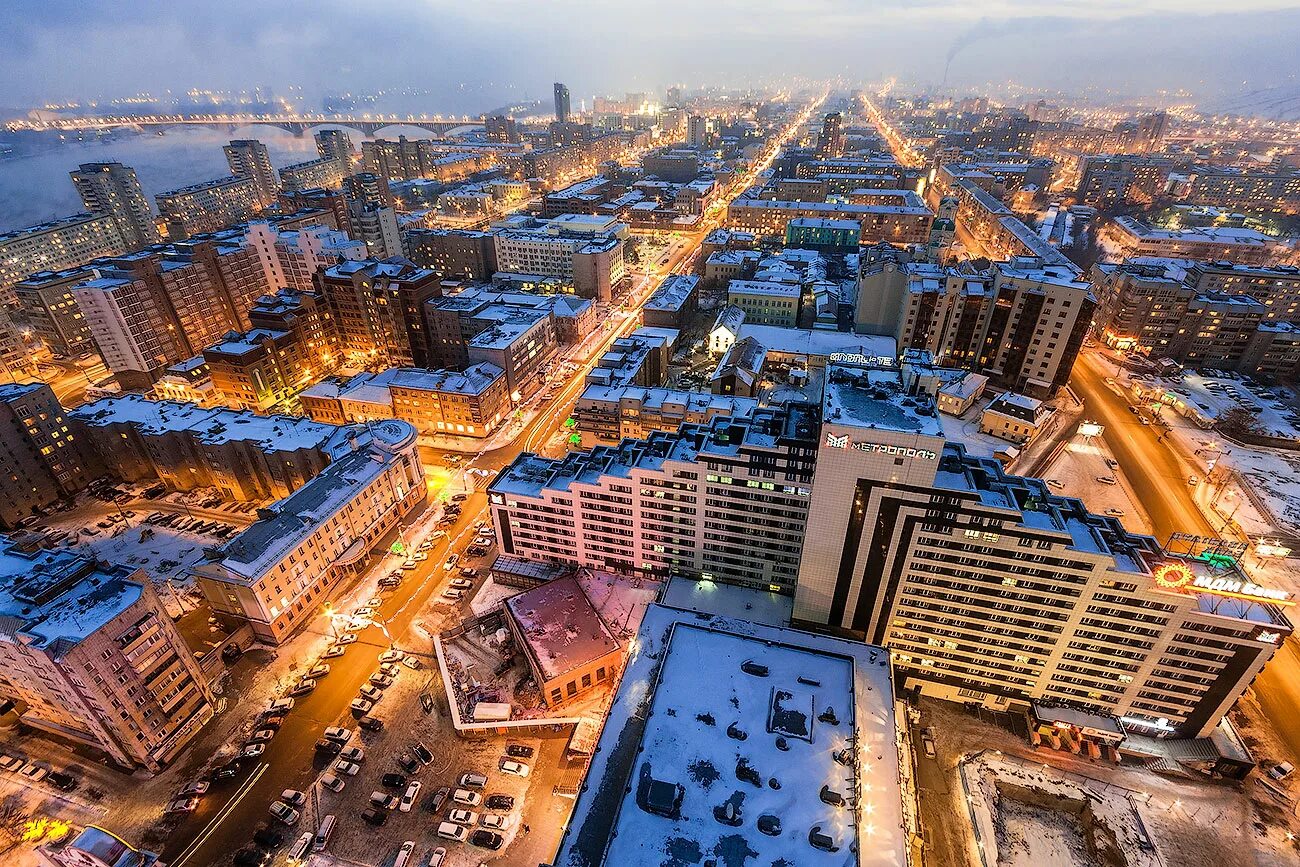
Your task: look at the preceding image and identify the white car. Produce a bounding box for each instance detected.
[241,744,266,759]
[378,649,404,664]
[448,808,478,826]
[280,789,306,807]
[449,578,473,590]
[350,698,374,715]
[441,589,465,602]
[427,848,447,867]
[480,812,514,830]
[306,663,331,679]
[333,633,358,645]
[436,823,467,842]
[499,759,530,777]
[400,780,422,812]
[321,644,347,659]
[269,800,300,825]
[452,788,481,806]
[334,760,361,776]
[339,747,365,763]
[323,726,351,743]
[266,698,295,714]
[249,728,276,743]
[320,773,345,792]
[413,552,429,561]
[358,685,382,702]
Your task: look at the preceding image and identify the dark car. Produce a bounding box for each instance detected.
[210,760,243,782]
[381,773,407,789]
[47,771,78,791]
[252,826,283,848]
[413,742,434,764]
[426,786,451,813]
[397,752,418,773]
[259,715,285,731]
[485,794,515,811]
[470,829,504,850]
[232,847,271,867]
[360,807,387,826]
[358,715,384,732]
[221,644,244,662]
[314,739,342,756]
[505,744,534,759]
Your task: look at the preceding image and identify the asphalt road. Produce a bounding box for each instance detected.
[1072,352,1300,765]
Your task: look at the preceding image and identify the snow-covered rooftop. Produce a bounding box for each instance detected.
[505,573,619,681]
[553,603,905,867]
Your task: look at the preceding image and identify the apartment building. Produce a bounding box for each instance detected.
[642,274,699,329]
[573,384,759,443]
[223,140,278,208]
[466,310,557,400]
[72,273,189,390]
[201,329,314,413]
[247,286,341,377]
[69,162,160,250]
[488,404,820,593]
[726,193,930,245]
[792,361,1290,737]
[1100,218,1279,266]
[300,363,509,437]
[492,215,627,301]
[315,259,441,368]
[0,383,92,527]
[13,268,99,357]
[0,214,126,304]
[156,176,260,240]
[193,419,425,642]
[404,228,499,280]
[0,542,214,770]
[69,395,341,501]
[244,222,366,293]
[423,286,592,369]
[1076,154,1176,207]
[1186,169,1300,215]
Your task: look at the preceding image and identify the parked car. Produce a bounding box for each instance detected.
[266,698,294,714]
[179,781,210,797]
[233,847,272,866]
[443,554,459,571]
[321,644,347,659]
[426,786,451,813]
[402,656,423,670]
[485,794,515,811]
[397,753,419,773]
[287,679,317,697]
[339,747,365,763]
[458,772,487,789]
[413,742,434,765]
[314,739,342,756]
[369,792,401,811]
[168,796,201,813]
[210,761,243,782]
[480,813,513,830]
[436,822,466,842]
[378,662,401,678]
[449,578,473,591]
[381,773,407,789]
[369,674,394,689]
[360,807,388,827]
[332,633,357,646]
[0,755,22,772]
[469,829,503,850]
[334,760,361,776]
[452,789,482,807]
[323,726,351,743]
[358,715,384,732]
[1269,761,1295,780]
[499,759,530,777]
[359,685,382,702]
[251,826,283,848]
[1095,476,1117,485]
[427,848,447,867]
[393,841,416,867]
[400,781,422,812]
[320,774,345,793]
[280,790,306,807]
[350,698,375,715]
[268,801,300,825]
[378,650,404,664]
[47,770,79,791]
[441,589,465,602]
[505,744,535,759]
[240,744,265,759]
[306,663,331,679]
[448,809,478,826]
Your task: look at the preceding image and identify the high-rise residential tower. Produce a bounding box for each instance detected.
[223,139,278,208]
[554,81,572,124]
[69,162,159,250]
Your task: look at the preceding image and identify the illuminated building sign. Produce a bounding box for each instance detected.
[825,432,937,460]
[1152,561,1293,606]
[829,352,897,368]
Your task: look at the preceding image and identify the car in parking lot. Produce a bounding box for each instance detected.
[400,560,418,571]
[168,796,201,813]
[268,801,300,825]
[450,493,469,502]
[47,770,78,791]
[339,746,365,763]
[469,829,503,850]
[320,774,345,793]
[381,773,407,789]
[485,794,515,811]
[210,760,243,782]
[458,771,487,789]
[403,655,423,670]
[369,674,394,689]
[436,822,466,842]
[443,554,459,571]
[306,663,331,679]
[321,644,347,659]
[240,744,266,759]
[427,847,447,867]
[378,649,404,664]
[259,714,285,731]
[393,841,416,867]
[449,578,473,591]
[323,726,351,743]
[179,781,210,797]
[233,847,272,866]
[378,662,401,678]
[505,744,535,759]
[353,606,376,619]
[426,786,451,813]
[334,760,361,776]
[358,715,384,732]
[266,698,294,714]
[466,545,489,558]
[0,755,23,772]
[480,812,513,830]
[1104,508,1126,517]
[280,789,306,807]
[351,698,375,715]
[452,788,481,806]
[441,588,465,602]
[315,739,343,756]
[400,781,422,812]
[360,807,387,827]
[287,678,317,697]
[360,684,383,700]
[499,759,530,777]
[332,633,357,646]
[369,792,401,811]
[378,576,402,589]
[413,742,433,764]
[1096,475,1117,485]
[397,752,419,773]
[448,808,478,826]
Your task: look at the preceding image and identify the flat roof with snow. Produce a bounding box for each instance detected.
[553,603,904,867]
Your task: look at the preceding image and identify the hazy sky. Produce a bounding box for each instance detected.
[3,0,1299,111]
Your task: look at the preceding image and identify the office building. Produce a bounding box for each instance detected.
[423,286,592,370]
[0,383,92,527]
[727,279,801,327]
[0,542,215,770]
[223,140,278,208]
[816,111,844,159]
[315,259,441,368]
[0,214,127,304]
[300,363,509,437]
[156,176,260,239]
[466,310,557,399]
[554,82,572,124]
[791,361,1289,738]
[69,162,159,250]
[194,418,424,642]
[785,217,861,252]
[488,404,819,592]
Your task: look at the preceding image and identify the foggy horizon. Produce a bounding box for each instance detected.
[4,0,1300,114]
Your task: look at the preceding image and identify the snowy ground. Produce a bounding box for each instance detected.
[1038,435,1153,535]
